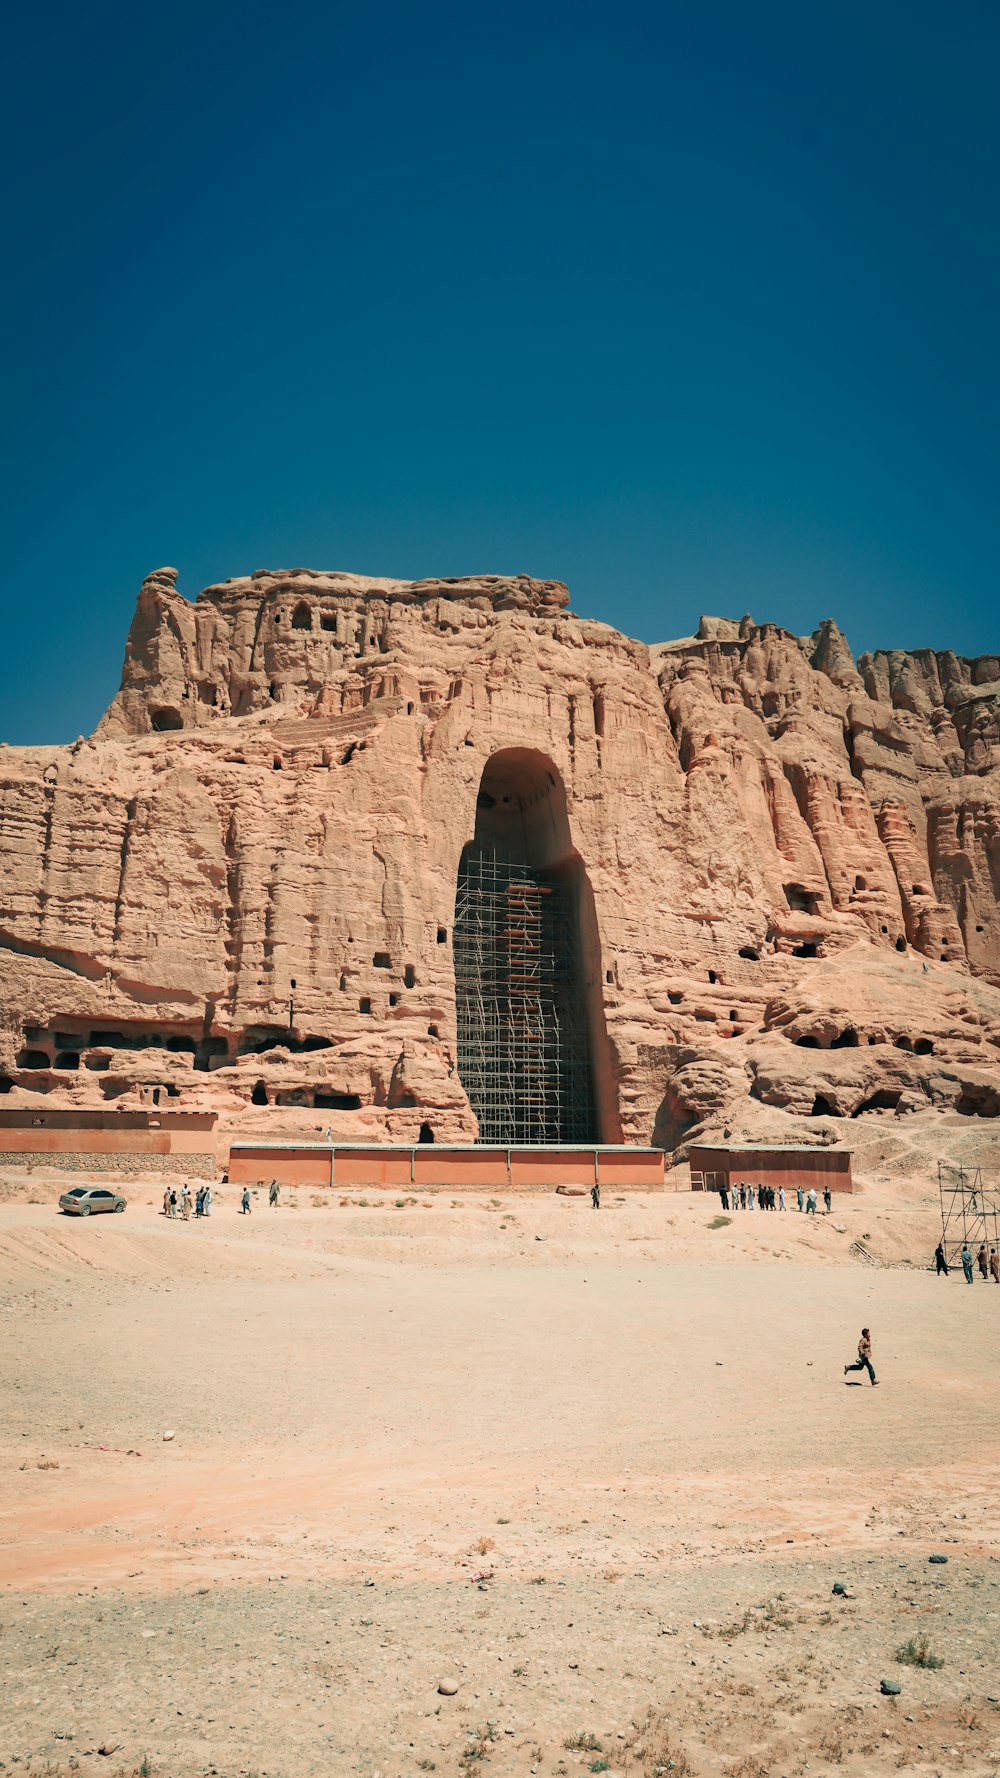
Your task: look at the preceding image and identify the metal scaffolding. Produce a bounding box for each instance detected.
[454,847,595,1144]
[938,1161,999,1268]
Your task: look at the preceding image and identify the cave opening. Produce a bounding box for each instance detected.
[453,749,617,1145]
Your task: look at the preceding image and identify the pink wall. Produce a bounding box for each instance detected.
[229,1143,665,1190]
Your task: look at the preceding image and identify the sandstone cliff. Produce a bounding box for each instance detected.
[1,567,997,1162]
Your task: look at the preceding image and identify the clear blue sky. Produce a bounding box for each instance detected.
[3,0,997,744]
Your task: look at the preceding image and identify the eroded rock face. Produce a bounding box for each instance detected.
[0,570,997,1156]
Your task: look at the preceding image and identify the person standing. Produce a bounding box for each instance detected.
[934,1241,949,1276]
[168,1187,178,1218]
[778,1186,786,1211]
[961,1244,974,1283]
[739,1182,747,1210]
[591,1181,601,1210]
[747,1184,755,1212]
[977,1243,989,1279]
[162,1188,171,1218]
[990,1247,999,1284]
[719,1182,729,1211]
[796,1186,804,1212]
[823,1186,832,1213]
[202,1183,213,1217]
[241,1187,252,1215]
[269,1179,280,1208]
[194,1187,204,1218]
[181,1183,192,1221]
[806,1188,817,1215]
[844,1327,878,1386]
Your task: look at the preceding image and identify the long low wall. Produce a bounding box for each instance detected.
[0,1149,216,1178]
[228,1142,666,1191]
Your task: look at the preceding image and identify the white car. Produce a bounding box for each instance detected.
[59,1187,127,1217]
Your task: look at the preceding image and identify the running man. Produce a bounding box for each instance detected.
[844,1327,878,1386]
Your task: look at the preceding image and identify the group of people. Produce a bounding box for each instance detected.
[162,1183,213,1219]
[935,1240,1000,1283]
[162,1180,283,1219]
[719,1181,832,1214]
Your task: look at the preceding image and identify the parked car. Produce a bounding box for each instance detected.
[59,1187,127,1217]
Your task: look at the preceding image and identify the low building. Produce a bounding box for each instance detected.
[0,1109,218,1177]
[688,1143,853,1195]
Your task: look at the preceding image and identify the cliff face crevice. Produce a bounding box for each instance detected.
[0,570,997,1154]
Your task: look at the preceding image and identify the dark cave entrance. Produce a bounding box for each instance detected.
[453,749,617,1145]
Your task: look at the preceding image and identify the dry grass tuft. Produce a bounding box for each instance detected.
[621,1708,693,1776]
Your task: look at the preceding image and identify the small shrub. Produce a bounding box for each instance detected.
[896,1634,944,1669]
[471,1534,496,1556]
[709,1214,732,1229]
[590,1763,610,1774]
[36,1459,60,1470]
[564,1731,602,1752]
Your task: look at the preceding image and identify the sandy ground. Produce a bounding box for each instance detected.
[2,1173,1000,1778]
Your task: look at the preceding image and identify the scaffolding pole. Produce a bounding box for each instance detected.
[454,847,594,1145]
[938,1161,1000,1270]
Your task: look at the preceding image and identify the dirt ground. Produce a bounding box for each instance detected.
[2,1168,1000,1778]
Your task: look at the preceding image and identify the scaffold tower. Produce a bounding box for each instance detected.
[454,847,595,1145]
[938,1161,1000,1268]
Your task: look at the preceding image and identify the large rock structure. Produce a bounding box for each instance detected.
[0,566,998,1159]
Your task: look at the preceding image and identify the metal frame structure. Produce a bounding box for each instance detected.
[453,847,594,1144]
[938,1161,1000,1268]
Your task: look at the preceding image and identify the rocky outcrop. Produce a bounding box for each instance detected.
[0,569,997,1157]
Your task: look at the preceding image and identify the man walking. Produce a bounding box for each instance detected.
[961,1244,974,1284]
[977,1243,989,1279]
[591,1181,600,1210]
[241,1187,252,1215]
[934,1241,948,1276]
[990,1247,999,1285]
[844,1327,878,1386]
[806,1187,817,1215]
[269,1179,280,1208]
[796,1186,804,1212]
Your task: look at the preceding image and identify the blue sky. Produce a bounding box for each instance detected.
[2,0,997,744]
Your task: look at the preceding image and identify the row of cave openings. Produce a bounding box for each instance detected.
[809,1087,998,1119]
[793,1030,935,1055]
